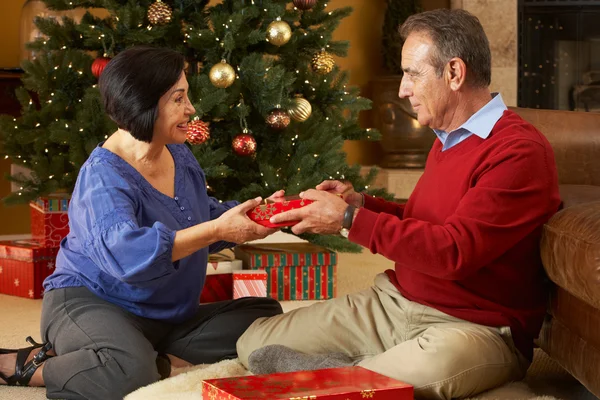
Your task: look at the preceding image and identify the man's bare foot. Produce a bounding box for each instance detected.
[166,354,192,369]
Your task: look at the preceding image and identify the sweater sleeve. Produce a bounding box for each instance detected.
[363,194,405,219]
[349,139,559,280]
[73,164,177,284]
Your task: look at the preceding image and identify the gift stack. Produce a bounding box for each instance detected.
[234,243,337,301]
[0,195,70,299]
[200,252,243,303]
[202,366,414,399]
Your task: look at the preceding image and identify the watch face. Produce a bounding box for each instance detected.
[339,228,350,238]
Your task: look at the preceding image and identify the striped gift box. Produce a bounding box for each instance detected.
[233,270,267,299]
[265,264,337,301]
[234,243,337,301]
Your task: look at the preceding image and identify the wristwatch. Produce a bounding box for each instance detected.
[339,204,356,238]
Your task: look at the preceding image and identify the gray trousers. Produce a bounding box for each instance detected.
[40,286,282,400]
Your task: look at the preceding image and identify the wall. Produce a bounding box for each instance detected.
[451,0,518,106]
[0,0,447,235]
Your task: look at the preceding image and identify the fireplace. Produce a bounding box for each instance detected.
[518,0,600,112]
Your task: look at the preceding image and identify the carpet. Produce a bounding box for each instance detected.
[124,357,559,400]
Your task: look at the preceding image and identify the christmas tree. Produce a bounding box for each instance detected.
[0,0,388,251]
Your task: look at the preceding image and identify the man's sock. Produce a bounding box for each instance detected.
[248,344,355,375]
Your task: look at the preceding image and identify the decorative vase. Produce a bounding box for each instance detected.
[19,0,108,61]
[371,75,435,169]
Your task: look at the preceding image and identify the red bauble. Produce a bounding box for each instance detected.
[266,108,291,130]
[232,133,257,156]
[186,119,210,145]
[293,0,317,10]
[91,57,111,78]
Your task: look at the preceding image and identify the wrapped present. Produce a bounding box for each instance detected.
[200,252,243,303]
[0,240,59,299]
[265,264,336,300]
[247,195,314,228]
[30,195,70,248]
[233,270,267,299]
[234,243,337,300]
[202,366,414,399]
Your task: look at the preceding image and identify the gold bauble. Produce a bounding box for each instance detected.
[311,50,335,75]
[147,0,172,26]
[209,60,236,89]
[289,97,312,122]
[266,19,292,47]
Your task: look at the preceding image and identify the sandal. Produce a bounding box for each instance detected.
[0,336,54,386]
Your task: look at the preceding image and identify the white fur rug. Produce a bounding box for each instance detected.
[124,358,560,400]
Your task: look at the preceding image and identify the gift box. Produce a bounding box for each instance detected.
[0,240,59,299]
[234,243,337,300]
[202,366,414,400]
[30,195,70,248]
[199,252,243,303]
[247,195,314,228]
[233,270,267,299]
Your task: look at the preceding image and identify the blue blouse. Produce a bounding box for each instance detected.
[44,143,238,323]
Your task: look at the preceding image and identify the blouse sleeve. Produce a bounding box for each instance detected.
[207,196,240,253]
[71,164,177,284]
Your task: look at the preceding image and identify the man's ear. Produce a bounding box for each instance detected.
[445,57,467,91]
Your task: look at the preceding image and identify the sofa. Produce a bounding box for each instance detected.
[509,107,600,398]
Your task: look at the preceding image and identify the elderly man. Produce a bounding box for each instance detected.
[236,9,561,400]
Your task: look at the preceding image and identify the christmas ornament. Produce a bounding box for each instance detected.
[147,0,172,26]
[311,50,335,75]
[288,96,312,122]
[232,130,257,156]
[266,107,291,130]
[91,56,111,78]
[266,17,292,47]
[209,60,236,88]
[293,0,317,10]
[186,119,210,145]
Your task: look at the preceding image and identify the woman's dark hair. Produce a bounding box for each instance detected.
[400,9,491,88]
[99,46,185,143]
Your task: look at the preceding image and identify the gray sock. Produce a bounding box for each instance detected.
[248,344,355,375]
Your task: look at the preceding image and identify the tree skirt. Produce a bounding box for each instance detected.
[124,358,560,400]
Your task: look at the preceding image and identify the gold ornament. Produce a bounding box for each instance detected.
[311,50,335,75]
[289,96,312,122]
[147,0,172,26]
[209,60,236,88]
[266,18,292,47]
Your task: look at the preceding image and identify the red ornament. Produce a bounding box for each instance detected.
[91,57,111,78]
[293,0,317,10]
[232,132,257,156]
[186,119,210,145]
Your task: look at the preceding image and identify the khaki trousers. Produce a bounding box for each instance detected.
[237,273,529,400]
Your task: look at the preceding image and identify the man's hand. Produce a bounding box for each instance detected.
[269,189,348,235]
[215,197,278,243]
[316,180,363,208]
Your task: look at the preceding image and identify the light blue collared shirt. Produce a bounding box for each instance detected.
[434,93,507,151]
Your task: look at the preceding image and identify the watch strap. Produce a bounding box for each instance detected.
[342,204,356,230]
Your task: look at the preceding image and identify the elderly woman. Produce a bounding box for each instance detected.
[0,46,283,399]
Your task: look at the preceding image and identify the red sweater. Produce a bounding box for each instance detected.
[349,110,561,360]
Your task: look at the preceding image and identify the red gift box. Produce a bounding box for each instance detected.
[30,196,70,248]
[233,270,267,299]
[202,366,414,399]
[200,253,243,303]
[0,240,59,299]
[247,195,314,228]
[234,243,337,300]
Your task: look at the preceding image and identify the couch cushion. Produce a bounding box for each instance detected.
[559,184,600,208]
[541,201,600,309]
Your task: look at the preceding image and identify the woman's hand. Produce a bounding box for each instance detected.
[266,189,285,203]
[214,197,278,244]
[316,180,363,208]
